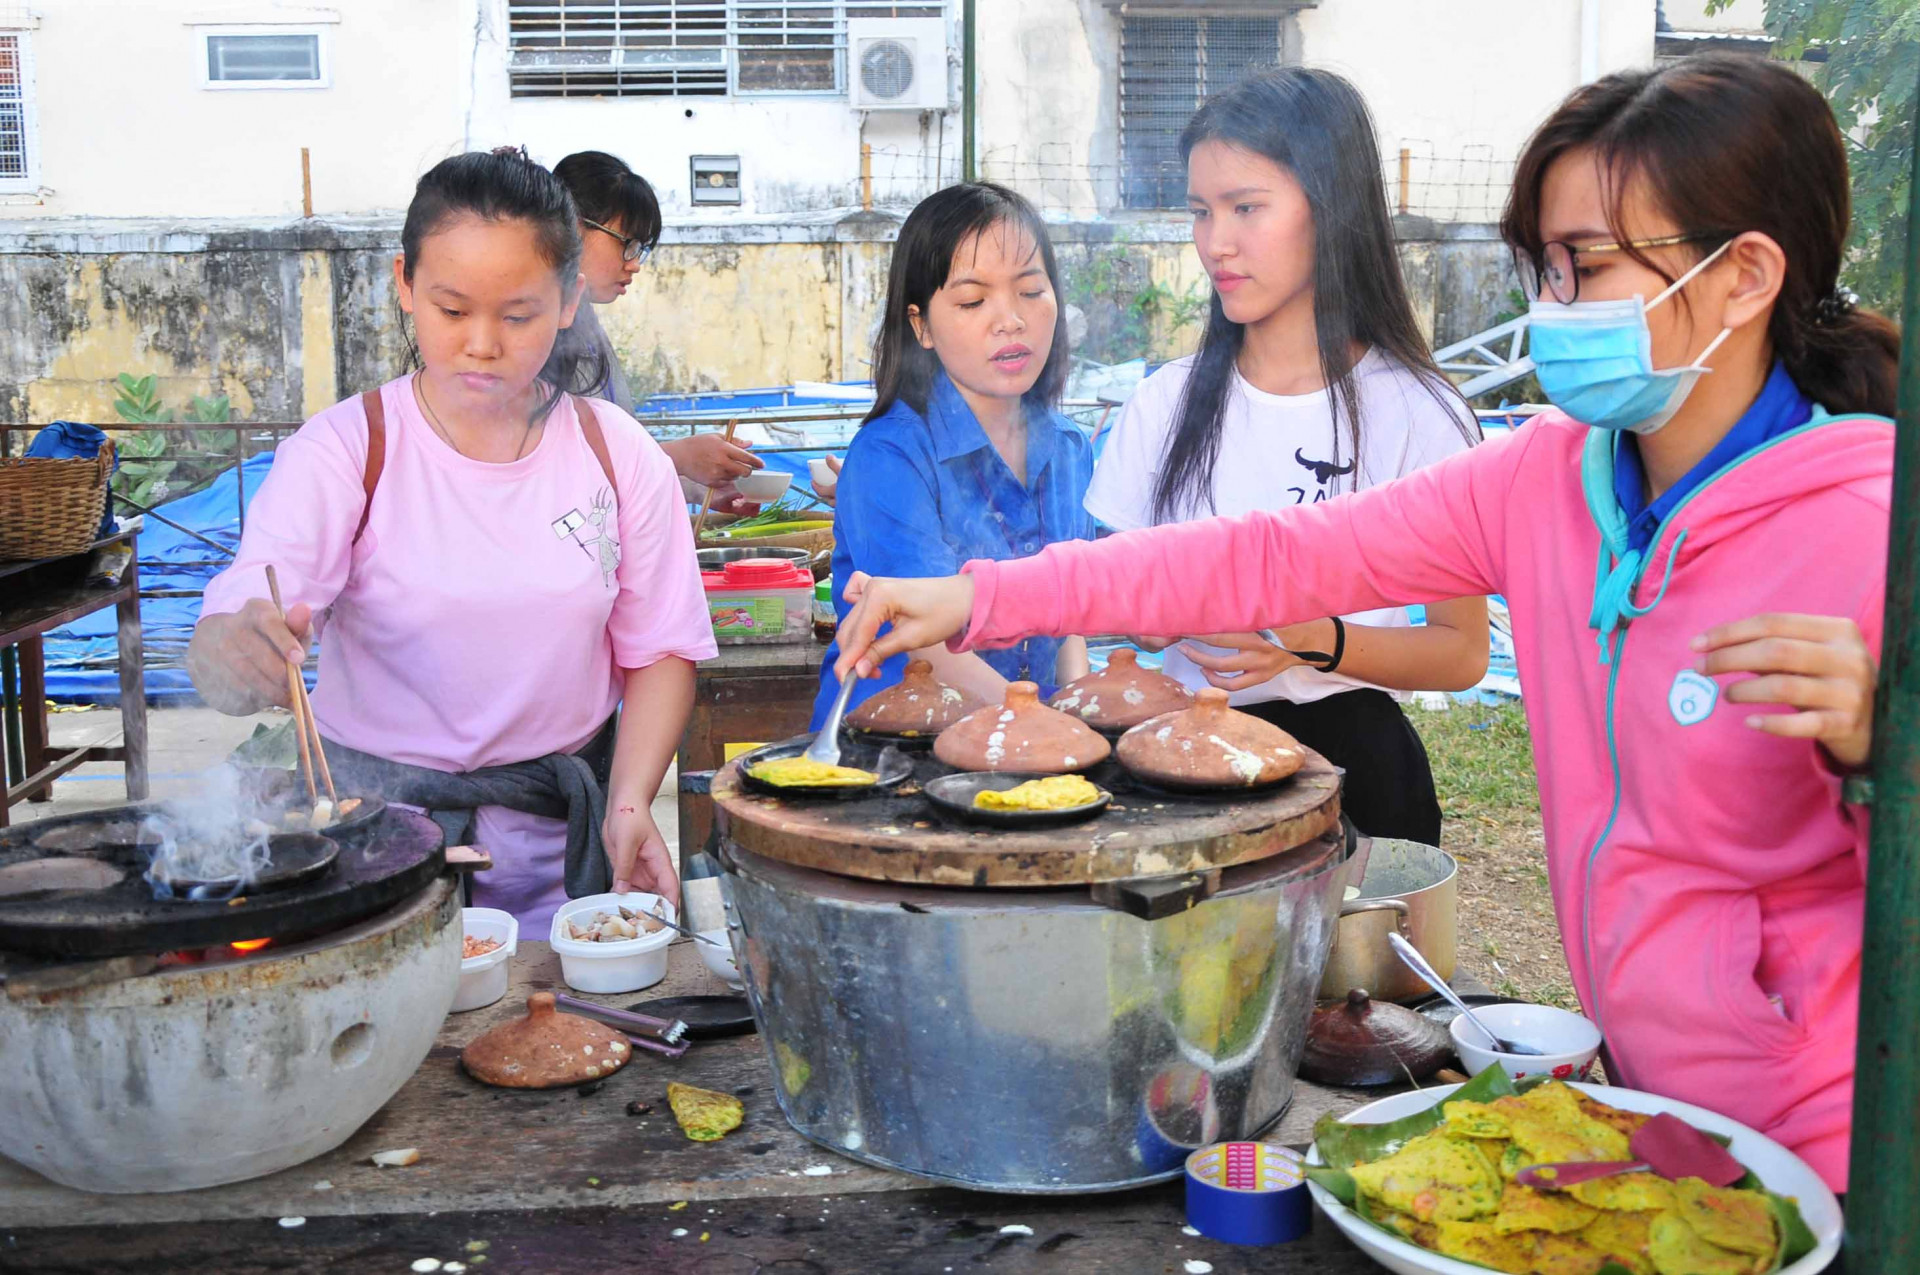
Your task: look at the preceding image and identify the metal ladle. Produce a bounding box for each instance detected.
[803,673,859,768]
[1387,932,1544,1056]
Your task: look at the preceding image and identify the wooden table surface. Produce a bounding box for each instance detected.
[0,939,1407,1274]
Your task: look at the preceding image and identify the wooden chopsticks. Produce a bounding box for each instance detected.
[691,419,740,540]
[265,565,336,808]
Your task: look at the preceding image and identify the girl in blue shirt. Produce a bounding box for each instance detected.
[813,183,1094,726]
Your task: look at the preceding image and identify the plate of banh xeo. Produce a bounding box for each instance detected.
[1304,1065,1842,1275]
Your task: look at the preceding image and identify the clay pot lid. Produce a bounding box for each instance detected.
[1048,649,1194,732]
[846,659,985,736]
[1299,988,1452,1087]
[460,992,634,1089]
[1116,688,1306,790]
[933,681,1112,774]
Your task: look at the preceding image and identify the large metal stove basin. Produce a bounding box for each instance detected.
[0,875,461,1194]
[719,830,1348,1193]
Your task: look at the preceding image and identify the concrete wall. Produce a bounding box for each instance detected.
[0,213,1512,423]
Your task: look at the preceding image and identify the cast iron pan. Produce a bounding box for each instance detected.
[146,832,339,898]
[629,995,757,1040]
[922,771,1111,829]
[734,735,914,801]
[843,724,938,751]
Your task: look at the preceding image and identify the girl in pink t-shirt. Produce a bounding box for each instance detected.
[190,149,716,930]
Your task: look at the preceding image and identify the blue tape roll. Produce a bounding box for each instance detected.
[1185,1142,1312,1246]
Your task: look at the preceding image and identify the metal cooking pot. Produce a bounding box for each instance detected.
[697,545,812,571]
[1317,838,1457,1004]
[717,830,1351,1193]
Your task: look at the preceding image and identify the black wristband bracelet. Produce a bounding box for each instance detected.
[1321,616,1346,674]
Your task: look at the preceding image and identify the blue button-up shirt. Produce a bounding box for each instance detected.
[812,371,1095,728]
[1613,361,1815,553]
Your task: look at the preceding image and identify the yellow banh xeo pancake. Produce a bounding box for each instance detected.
[1490,1181,1599,1235]
[1672,1178,1777,1258]
[748,757,878,788]
[1647,1210,1767,1275]
[973,774,1100,810]
[1347,1129,1503,1222]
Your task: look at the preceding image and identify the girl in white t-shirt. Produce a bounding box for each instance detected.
[1087,68,1487,843]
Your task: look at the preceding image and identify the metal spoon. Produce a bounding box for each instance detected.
[1388,932,1544,1056]
[803,673,858,768]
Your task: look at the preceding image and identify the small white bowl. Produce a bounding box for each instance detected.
[550,893,676,995]
[696,928,743,988]
[453,907,517,1013]
[732,470,792,503]
[807,457,838,495]
[1449,1002,1601,1083]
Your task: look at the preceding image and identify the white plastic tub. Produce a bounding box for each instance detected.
[550,893,676,994]
[453,907,518,1013]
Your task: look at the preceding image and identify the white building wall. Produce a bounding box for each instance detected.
[1665,0,1768,32]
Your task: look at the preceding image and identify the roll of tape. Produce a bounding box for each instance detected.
[1184,1141,1312,1246]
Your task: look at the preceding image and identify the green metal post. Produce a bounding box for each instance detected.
[1845,73,1920,1272]
[961,0,976,182]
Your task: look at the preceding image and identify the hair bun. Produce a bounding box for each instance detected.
[490,144,532,162]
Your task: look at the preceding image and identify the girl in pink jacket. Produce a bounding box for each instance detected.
[832,54,1891,1192]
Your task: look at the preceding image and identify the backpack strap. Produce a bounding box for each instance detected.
[572,394,618,491]
[354,387,387,545]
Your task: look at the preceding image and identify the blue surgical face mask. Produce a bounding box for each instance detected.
[1527,239,1735,435]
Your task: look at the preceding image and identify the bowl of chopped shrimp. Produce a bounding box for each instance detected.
[454,907,518,1013]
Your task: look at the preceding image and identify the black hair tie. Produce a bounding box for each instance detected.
[1813,285,1858,327]
[1287,616,1347,674]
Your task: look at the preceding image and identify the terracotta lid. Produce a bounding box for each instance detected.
[1048,649,1193,732]
[847,658,985,736]
[1116,688,1305,789]
[1299,989,1452,1087]
[460,992,634,1089]
[933,681,1112,774]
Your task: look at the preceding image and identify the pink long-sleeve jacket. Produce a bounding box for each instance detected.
[956,408,1889,1190]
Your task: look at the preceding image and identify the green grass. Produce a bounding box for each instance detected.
[1418,701,1541,853]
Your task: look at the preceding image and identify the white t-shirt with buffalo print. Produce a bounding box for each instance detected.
[1085,348,1477,706]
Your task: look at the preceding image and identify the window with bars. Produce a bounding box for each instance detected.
[508,0,941,98]
[0,32,33,190]
[1119,15,1280,209]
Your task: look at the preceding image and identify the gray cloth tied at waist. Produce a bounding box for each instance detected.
[318,715,619,899]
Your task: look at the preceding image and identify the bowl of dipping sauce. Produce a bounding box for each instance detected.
[1449,1002,1601,1082]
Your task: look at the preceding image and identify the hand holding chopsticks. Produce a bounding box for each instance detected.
[265,565,336,808]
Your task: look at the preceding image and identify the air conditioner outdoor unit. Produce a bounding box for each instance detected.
[848,17,948,111]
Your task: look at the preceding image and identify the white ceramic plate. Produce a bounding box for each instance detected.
[1304,1082,1843,1275]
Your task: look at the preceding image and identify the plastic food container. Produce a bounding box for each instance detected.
[454,907,518,1013]
[550,893,677,994]
[702,557,812,646]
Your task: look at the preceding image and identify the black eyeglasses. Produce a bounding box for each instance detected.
[1515,232,1726,304]
[583,218,654,264]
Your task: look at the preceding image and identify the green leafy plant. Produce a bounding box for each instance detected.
[109,373,235,508]
[1059,242,1211,365]
[1706,0,1920,313]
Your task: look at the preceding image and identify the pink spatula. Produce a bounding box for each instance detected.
[1514,1113,1748,1191]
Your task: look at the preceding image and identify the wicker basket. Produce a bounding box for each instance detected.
[0,441,113,560]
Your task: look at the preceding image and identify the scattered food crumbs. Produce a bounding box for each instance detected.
[670,1200,689,1210]
[227,896,247,907]
[372,1148,421,1168]
[312,1180,333,1191]
[1184,1263,1214,1275]
[411,1261,442,1274]
[277,1217,305,1229]
[464,1241,490,1254]
[700,1233,710,1242]
[445,1266,466,1274]
[802,1164,834,1176]
[671,1229,689,1238]
[1181,1226,1200,1237]
[625,1101,653,1116]
[587,1177,601,1187]
[999,1224,1033,1237]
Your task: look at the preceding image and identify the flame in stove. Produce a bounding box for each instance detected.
[229,938,271,953]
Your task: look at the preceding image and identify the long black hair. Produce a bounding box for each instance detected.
[1502,54,1898,418]
[398,146,608,421]
[553,150,663,256]
[867,182,1071,424]
[1152,68,1475,523]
